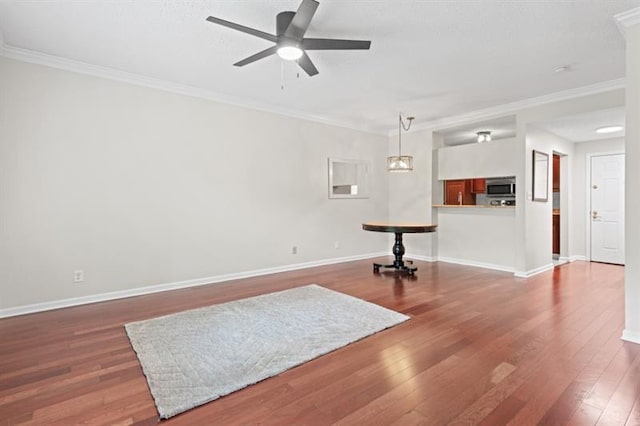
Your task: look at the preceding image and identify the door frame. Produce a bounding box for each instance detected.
[585,151,625,261]
[552,151,569,263]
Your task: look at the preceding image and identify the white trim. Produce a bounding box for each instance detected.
[405,254,436,262]
[394,79,625,136]
[436,256,515,273]
[0,252,386,318]
[0,42,624,137]
[622,329,640,345]
[614,8,640,38]
[569,255,587,262]
[585,152,625,262]
[0,43,380,136]
[513,263,555,278]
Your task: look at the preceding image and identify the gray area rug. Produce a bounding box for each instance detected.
[125,284,409,419]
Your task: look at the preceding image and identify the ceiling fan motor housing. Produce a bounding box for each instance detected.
[206,0,370,77]
[276,11,298,48]
[276,11,296,35]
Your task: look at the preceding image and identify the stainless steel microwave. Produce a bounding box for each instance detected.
[486,178,516,197]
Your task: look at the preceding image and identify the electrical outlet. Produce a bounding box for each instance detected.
[73,270,84,283]
[292,246,297,255]
[334,241,341,249]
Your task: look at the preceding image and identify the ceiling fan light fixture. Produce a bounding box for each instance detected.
[477,131,491,143]
[206,0,371,77]
[277,45,303,61]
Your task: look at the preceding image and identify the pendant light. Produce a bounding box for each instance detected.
[387,113,415,172]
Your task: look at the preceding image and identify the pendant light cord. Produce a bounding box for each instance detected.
[398,113,414,156]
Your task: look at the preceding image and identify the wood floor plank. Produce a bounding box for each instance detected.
[0,259,636,425]
[596,349,640,425]
[626,396,640,426]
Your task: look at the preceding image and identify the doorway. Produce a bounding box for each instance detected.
[552,154,561,261]
[589,153,625,265]
[552,152,569,267]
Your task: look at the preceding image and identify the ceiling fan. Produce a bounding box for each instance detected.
[206,0,371,77]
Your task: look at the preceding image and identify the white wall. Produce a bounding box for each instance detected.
[436,208,516,271]
[437,137,518,180]
[622,17,640,344]
[523,126,574,271]
[0,57,390,310]
[571,138,625,259]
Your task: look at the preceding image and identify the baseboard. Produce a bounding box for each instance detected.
[513,263,555,278]
[436,256,515,273]
[404,254,436,262]
[622,329,640,345]
[0,252,387,318]
[569,255,587,262]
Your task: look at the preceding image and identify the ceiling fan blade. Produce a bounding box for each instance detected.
[233,46,279,67]
[206,16,277,42]
[302,38,371,50]
[297,52,319,76]
[285,0,319,40]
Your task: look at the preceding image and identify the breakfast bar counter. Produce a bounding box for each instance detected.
[432,204,515,209]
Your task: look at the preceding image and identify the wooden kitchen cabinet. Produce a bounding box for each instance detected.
[445,180,476,205]
[553,154,560,192]
[552,213,560,254]
[471,178,486,194]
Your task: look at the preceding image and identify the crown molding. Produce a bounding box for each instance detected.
[0,41,625,139]
[614,7,640,38]
[396,78,625,136]
[0,42,384,136]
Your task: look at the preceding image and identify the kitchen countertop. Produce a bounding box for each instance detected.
[433,204,515,209]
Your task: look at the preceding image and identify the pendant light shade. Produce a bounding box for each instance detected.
[388,113,415,172]
[387,155,413,171]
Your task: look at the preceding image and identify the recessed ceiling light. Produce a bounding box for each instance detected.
[596,125,624,134]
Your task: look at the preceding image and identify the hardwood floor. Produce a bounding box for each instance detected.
[1,259,637,425]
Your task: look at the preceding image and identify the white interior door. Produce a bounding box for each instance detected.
[590,154,625,264]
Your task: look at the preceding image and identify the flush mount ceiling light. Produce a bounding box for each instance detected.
[277,45,303,60]
[477,131,492,143]
[596,125,624,134]
[387,113,415,172]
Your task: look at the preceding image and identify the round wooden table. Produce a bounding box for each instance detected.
[362,222,437,275]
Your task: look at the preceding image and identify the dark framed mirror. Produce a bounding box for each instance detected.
[532,150,549,202]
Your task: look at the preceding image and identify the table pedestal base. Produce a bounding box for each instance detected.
[373,232,417,275]
[373,260,417,275]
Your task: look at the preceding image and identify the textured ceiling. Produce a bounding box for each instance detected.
[534,107,626,143]
[0,0,638,134]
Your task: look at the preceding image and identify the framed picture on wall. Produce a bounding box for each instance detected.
[532,150,549,202]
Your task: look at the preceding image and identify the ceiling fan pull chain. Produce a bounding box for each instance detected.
[281,61,285,90]
[296,59,300,79]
